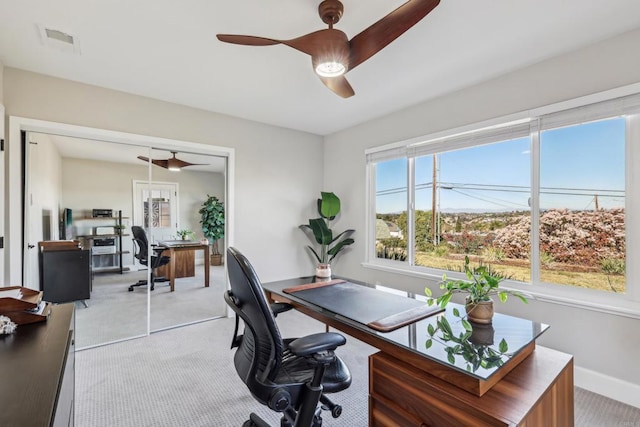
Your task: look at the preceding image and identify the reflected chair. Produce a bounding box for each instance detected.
[128,226,170,292]
[225,247,352,427]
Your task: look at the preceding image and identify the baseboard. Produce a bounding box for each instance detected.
[575,366,640,409]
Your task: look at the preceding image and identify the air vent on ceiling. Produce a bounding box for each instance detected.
[37,23,81,54]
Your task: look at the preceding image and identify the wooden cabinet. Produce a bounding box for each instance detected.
[369,347,574,427]
[40,248,91,303]
[0,304,75,427]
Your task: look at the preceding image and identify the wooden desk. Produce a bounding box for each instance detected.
[157,242,210,292]
[263,277,574,426]
[0,303,75,427]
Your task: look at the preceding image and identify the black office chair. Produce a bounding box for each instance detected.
[225,247,352,427]
[128,226,170,292]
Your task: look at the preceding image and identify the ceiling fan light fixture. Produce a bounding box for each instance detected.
[167,158,181,172]
[315,60,346,77]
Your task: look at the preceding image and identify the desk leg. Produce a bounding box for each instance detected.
[169,250,176,292]
[204,246,210,288]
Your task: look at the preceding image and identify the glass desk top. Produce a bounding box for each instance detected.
[263,276,548,381]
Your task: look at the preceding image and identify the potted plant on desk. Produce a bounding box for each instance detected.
[176,229,195,240]
[299,191,355,278]
[199,195,225,266]
[426,256,528,324]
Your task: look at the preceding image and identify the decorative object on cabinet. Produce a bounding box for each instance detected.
[0,286,51,324]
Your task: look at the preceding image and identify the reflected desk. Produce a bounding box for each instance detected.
[157,241,209,292]
[263,277,574,426]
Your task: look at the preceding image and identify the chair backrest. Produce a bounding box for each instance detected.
[226,247,285,386]
[131,226,149,264]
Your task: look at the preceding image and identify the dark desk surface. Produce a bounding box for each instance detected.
[263,276,548,381]
[0,303,74,426]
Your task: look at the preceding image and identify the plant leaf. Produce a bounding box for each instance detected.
[425,339,433,349]
[499,338,508,353]
[320,192,341,219]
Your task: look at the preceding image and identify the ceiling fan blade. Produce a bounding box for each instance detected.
[216,34,281,46]
[280,29,345,57]
[137,155,151,162]
[319,75,355,98]
[171,158,208,169]
[152,159,170,169]
[348,0,440,71]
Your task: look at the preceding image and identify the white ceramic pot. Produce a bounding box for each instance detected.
[315,263,332,278]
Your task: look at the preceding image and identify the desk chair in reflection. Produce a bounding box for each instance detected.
[128,226,170,292]
[225,247,352,427]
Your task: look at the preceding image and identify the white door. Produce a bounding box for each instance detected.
[132,181,179,245]
[24,132,59,289]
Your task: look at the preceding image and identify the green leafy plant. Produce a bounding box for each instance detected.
[199,195,225,255]
[425,308,512,373]
[176,229,195,240]
[299,192,355,264]
[426,256,528,308]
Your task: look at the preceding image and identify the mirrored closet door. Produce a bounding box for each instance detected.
[145,147,228,332]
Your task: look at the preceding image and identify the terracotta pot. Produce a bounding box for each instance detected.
[468,323,495,346]
[465,299,494,324]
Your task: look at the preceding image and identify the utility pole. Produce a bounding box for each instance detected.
[594,194,599,210]
[432,155,437,245]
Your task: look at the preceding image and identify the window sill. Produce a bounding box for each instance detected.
[362,261,640,320]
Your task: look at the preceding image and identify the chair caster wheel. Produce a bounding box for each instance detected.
[128,287,134,292]
[331,405,342,418]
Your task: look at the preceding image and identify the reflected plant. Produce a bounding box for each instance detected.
[425,308,512,373]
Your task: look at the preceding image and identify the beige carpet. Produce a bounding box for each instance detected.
[75,311,640,427]
[74,265,227,349]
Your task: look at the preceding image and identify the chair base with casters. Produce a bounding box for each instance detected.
[128,270,168,292]
[129,225,171,292]
[225,247,352,427]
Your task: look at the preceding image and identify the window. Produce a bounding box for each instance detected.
[368,92,640,308]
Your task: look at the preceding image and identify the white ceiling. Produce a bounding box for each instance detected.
[2,0,640,136]
[29,132,226,173]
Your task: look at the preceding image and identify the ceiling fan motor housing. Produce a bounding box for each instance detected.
[319,0,344,25]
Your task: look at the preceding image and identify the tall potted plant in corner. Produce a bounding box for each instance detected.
[199,195,225,266]
[299,191,355,277]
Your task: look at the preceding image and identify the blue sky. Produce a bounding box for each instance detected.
[376,117,625,213]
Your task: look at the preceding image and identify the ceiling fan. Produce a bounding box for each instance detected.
[137,152,207,171]
[216,0,440,98]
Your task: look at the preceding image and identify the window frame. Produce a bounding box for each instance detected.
[364,87,640,319]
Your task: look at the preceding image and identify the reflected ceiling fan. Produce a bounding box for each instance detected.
[217,0,440,98]
[137,152,207,171]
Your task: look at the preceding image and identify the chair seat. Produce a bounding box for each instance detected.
[276,340,352,393]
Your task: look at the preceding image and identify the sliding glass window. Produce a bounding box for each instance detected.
[368,92,640,306]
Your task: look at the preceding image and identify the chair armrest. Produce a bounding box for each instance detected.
[270,302,293,317]
[288,332,346,357]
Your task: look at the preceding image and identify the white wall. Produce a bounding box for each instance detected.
[324,28,640,404]
[3,68,324,283]
[61,157,224,265]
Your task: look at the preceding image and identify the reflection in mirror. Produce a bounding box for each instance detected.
[147,147,228,332]
[25,133,153,348]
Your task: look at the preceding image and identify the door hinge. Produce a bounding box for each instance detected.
[0,237,4,249]
[0,139,4,151]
